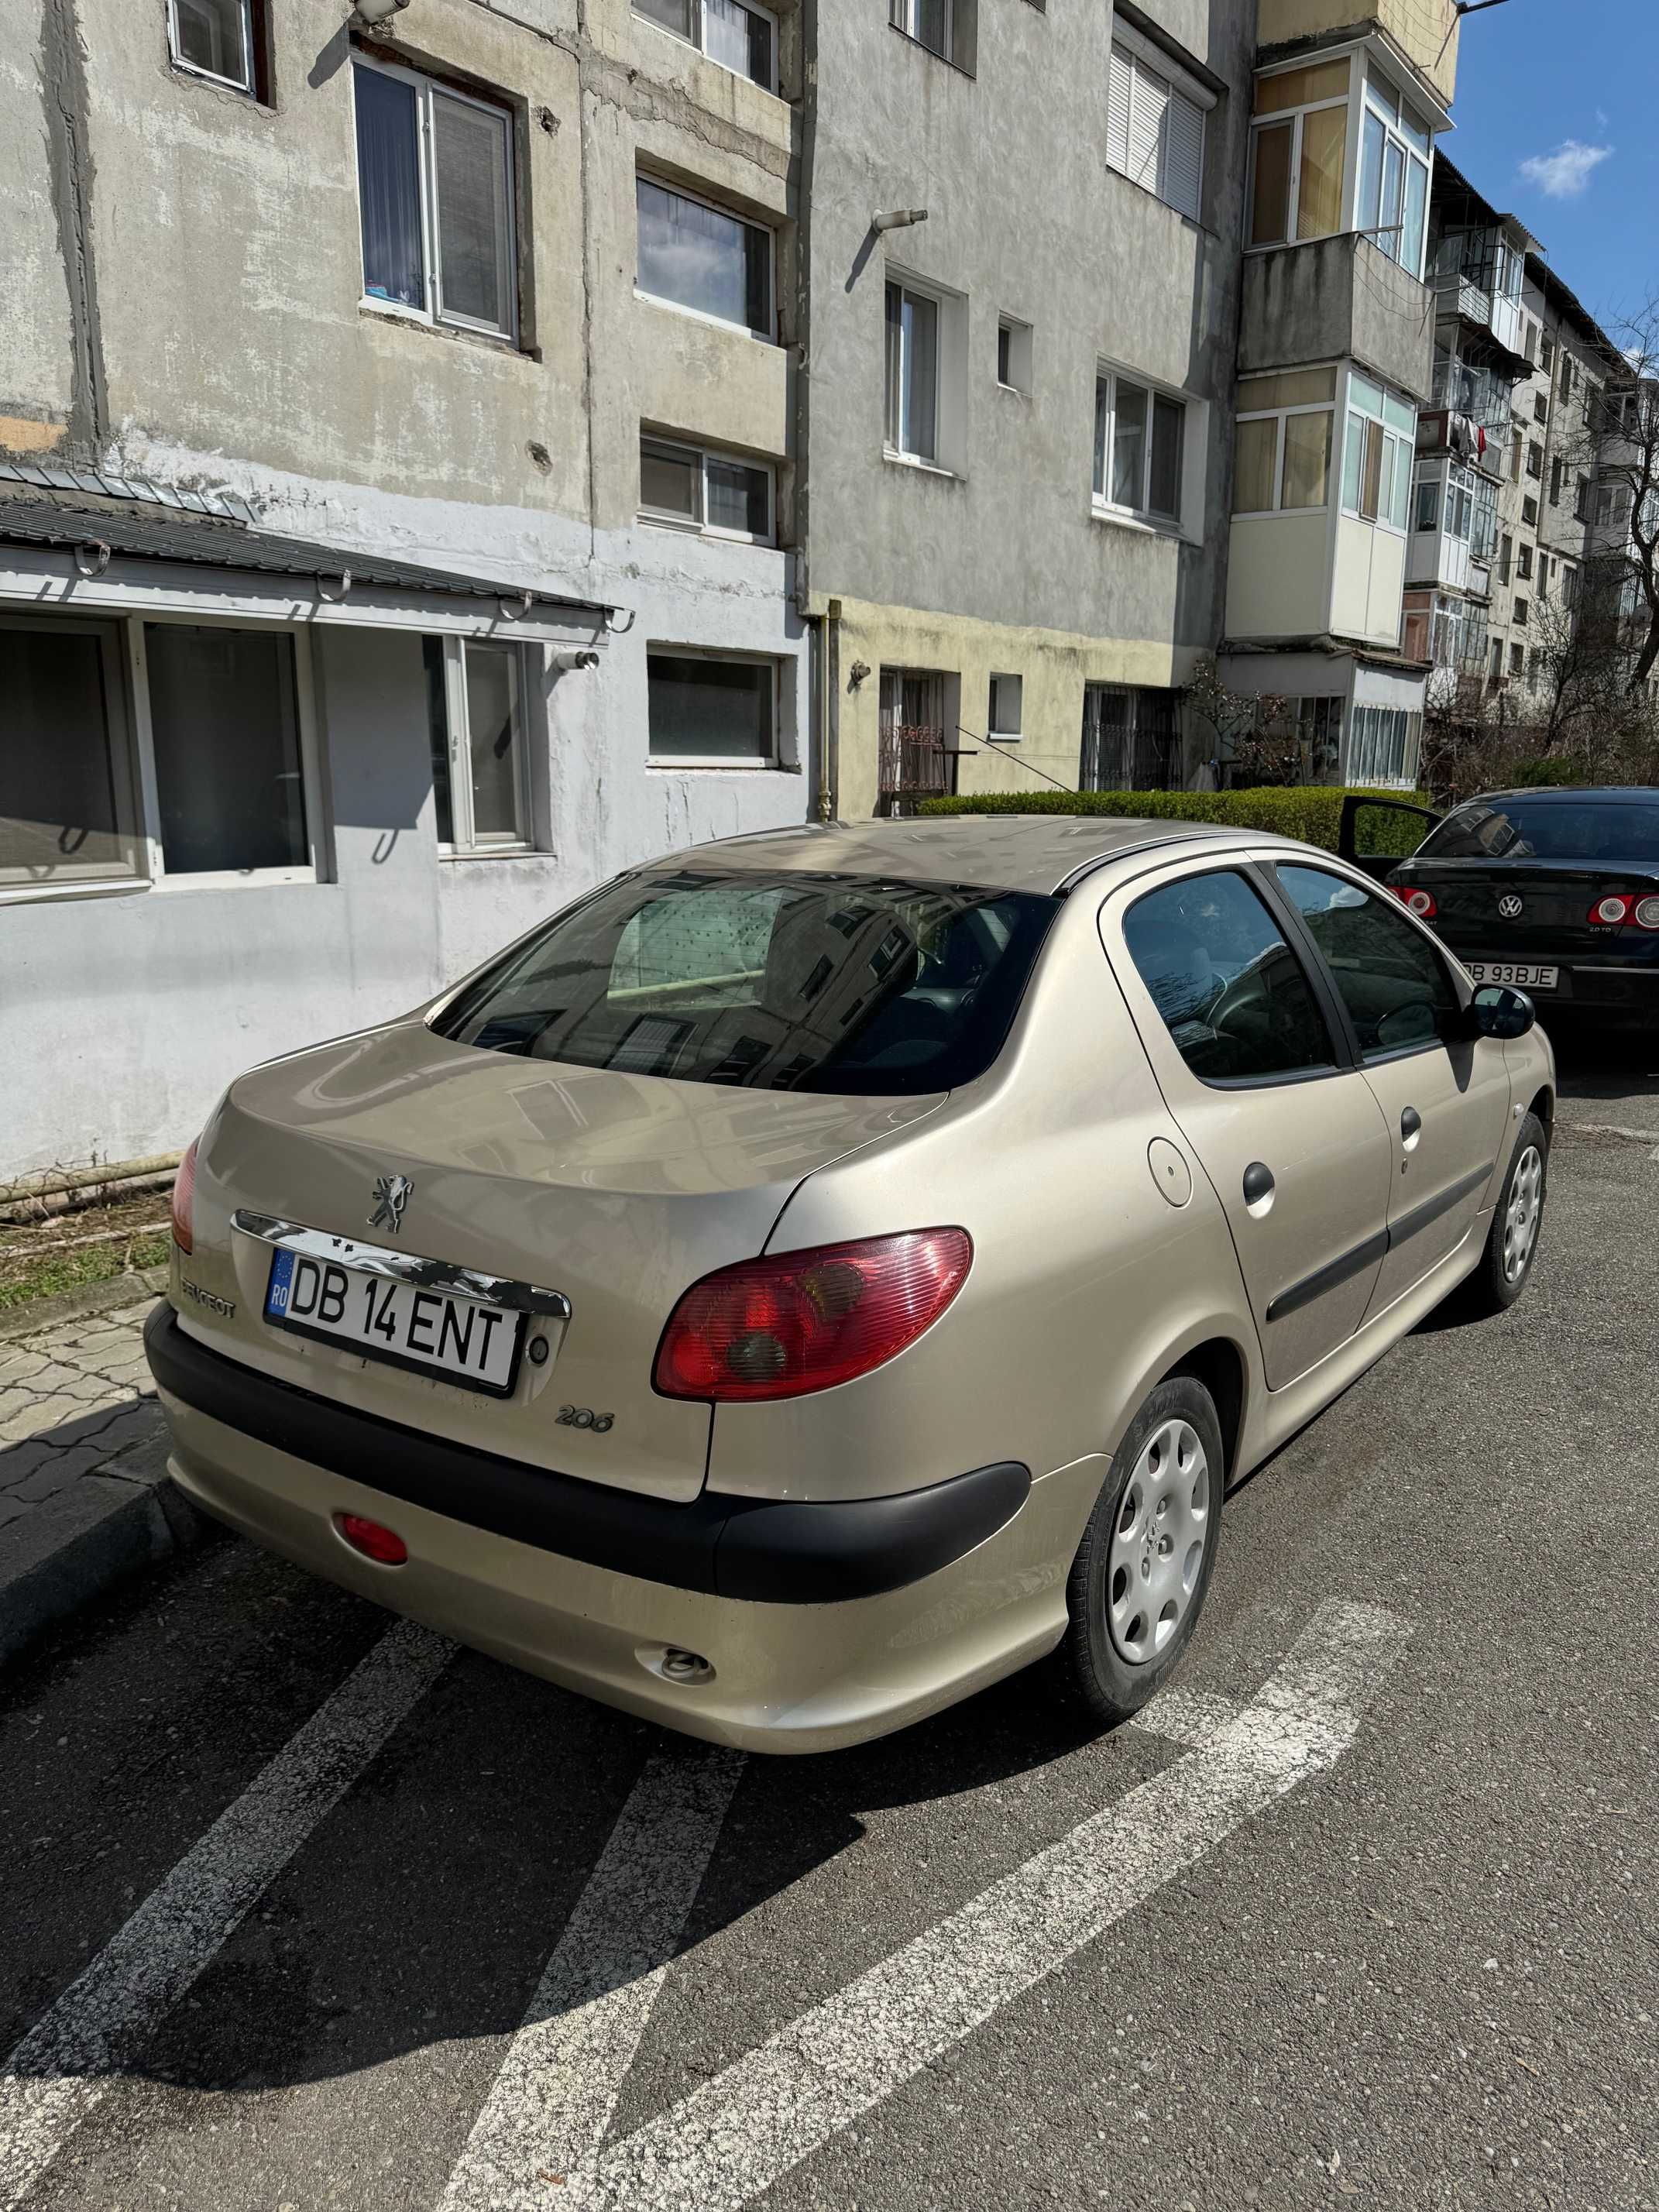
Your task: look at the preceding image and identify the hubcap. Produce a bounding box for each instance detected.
[1105,1418,1211,1666]
[1502,1144,1544,1283]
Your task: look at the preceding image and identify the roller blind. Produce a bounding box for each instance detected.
[1108,43,1204,221]
[1163,89,1204,219]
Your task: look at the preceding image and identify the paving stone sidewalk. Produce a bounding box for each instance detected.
[0,1279,197,1664]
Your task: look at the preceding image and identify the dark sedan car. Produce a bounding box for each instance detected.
[1340,787,1659,1027]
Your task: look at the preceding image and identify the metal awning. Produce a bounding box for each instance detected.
[0,488,613,624]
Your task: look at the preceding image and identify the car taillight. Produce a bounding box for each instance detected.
[653,1228,973,1403]
[170,1139,199,1255]
[1393,885,1437,919]
[1588,893,1659,929]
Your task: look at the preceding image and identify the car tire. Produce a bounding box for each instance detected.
[1049,1373,1224,1727]
[1458,1111,1548,1316]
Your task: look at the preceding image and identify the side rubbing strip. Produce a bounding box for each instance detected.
[1265,1231,1389,1324]
[1385,1162,1495,1251]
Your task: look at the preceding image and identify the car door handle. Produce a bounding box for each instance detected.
[1242,1161,1276,1207]
[1400,1107,1422,1144]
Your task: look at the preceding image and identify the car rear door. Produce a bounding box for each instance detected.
[1338,795,1442,884]
[1101,857,1394,1391]
[1269,858,1513,1317]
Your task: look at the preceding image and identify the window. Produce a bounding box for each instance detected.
[1095,371,1185,524]
[1538,554,1551,598]
[2,618,140,890]
[1345,704,1420,786]
[168,0,257,94]
[639,434,772,541]
[1107,36,1208,222]
[1516,542,1532,580]
[1276,865,1455,1060]
[986,672,1023,739]
[1356,69,1431,276]
[1575,475,1591,523]
[1498,532,1513,583]
[1528,648,1542,682]
[1526,441,1543,480]
[1248,57,1350,248]
[636,176,771,335]
[147,626,312,877]
[1550,455,1563,506]
[1560,356,1575,403]
[1534,391,1549,425]
[647,651,777,765]
[889,0,957,66]
[1510,641,1523,677]
[884,280,941,462]
[424,639,534,852]
[1414,476,1438,533]
[1341,374,1413,531]
[1122,871,1337,1086]
[1510,431,1523,483]
[433,870,1059,1097]
[1523,494,1538,527]
[1514,596,1528,627]
[1489,637,1503,682]
[1232,367,1335,514]
[1563,564,1578,609]
[634,0,775,91]
[1080,685,1180,791]
[1541,336,1555,374]
[353,60,517,342]
[997,316,1032,394]
[1523,320,1538,366]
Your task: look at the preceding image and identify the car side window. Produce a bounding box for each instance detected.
[1121,870,1338,1084]
[1276,864,1458,1060]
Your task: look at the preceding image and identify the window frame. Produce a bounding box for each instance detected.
[1106,32,1210,223]
[884,276,945,465]
[1231,367,1338,517]
[637,433,775,545]
[0,613,144,899]
[889,0,956,67]
[167,0,259,98]
[1355,66,1431,278]
[1267,858,1464,1070]
[634,171,775,342]
[1339,373,1414,534]
[987,672,1023,740]
[1094,366,1188,530]
[645,646,781,771]
[428,635,537,857]
[1246,55,1354,252]
[350,54,520,345]
[631,0,779,95]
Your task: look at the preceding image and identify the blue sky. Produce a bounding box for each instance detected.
[1442,0,1655,338]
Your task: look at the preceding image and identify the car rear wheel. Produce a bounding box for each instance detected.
[1459,1111,1548,1316]
[1049,1374,1224,1726]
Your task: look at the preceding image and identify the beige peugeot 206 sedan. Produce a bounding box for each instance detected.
[146,817,1553,1752]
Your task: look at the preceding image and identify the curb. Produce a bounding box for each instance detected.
[0,1267,170,1344]
[0,1431,203,1670]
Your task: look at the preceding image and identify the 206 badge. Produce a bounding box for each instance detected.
[1498,894,1524,919]
[368,1173,414,1234]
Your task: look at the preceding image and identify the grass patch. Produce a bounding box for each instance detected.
[0,1195,171,1314]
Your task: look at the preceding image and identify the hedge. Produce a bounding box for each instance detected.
[916,785,1434,856]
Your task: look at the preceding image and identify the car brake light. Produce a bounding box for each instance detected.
[1587,893,1659,928]
[653,1228,973,1403]
[170,1139,199,1255]
[1393,886,1437,919]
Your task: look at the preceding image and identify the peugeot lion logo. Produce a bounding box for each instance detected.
[368,1173,414,1234]
[1498,894,1525,919]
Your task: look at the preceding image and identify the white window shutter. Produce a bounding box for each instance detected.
[1163,90,1204,220]
[1106,44,1132,177]
[1126,57,1169,194]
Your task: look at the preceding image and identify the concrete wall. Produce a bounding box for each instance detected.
[1240,235,1434,402]
[1255,1,1460,105]
[799,0,1255,809]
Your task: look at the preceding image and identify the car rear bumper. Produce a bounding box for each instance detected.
[146,1305,1087,1753]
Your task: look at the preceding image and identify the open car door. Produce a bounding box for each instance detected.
[1338,794,1443,885]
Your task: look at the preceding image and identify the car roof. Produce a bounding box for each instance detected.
[1465,786,1657,804]
[647,815,1266,896]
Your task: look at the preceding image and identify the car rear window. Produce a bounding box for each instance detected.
[1418,799,1659,863]
[431,870,1060,1095]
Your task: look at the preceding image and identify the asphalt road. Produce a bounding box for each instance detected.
[3,1035,1656,2212]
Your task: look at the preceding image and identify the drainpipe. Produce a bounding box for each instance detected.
[820,598,841,820]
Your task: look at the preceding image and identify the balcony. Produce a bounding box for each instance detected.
[1256,0,1459,105]
[1240,232,1434,404]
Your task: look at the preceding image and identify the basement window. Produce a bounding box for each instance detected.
[639,434,774,543]
[353,58,518,343]
[167,0,260,96]
[988,672,1023,739]
[634,0,777,94]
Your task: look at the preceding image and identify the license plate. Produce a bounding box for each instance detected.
[263,1249,524,1396]
[1465,961,1558,990]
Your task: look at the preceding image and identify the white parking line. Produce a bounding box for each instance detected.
[0,1620,454,2212]
[540,1601,1409,2212]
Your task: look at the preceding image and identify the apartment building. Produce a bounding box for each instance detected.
[1213,0,1459,789]
[1,0,809,1178]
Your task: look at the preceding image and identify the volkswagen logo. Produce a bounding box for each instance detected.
[1498,894,1524,919]
[368,1173,414,1233]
